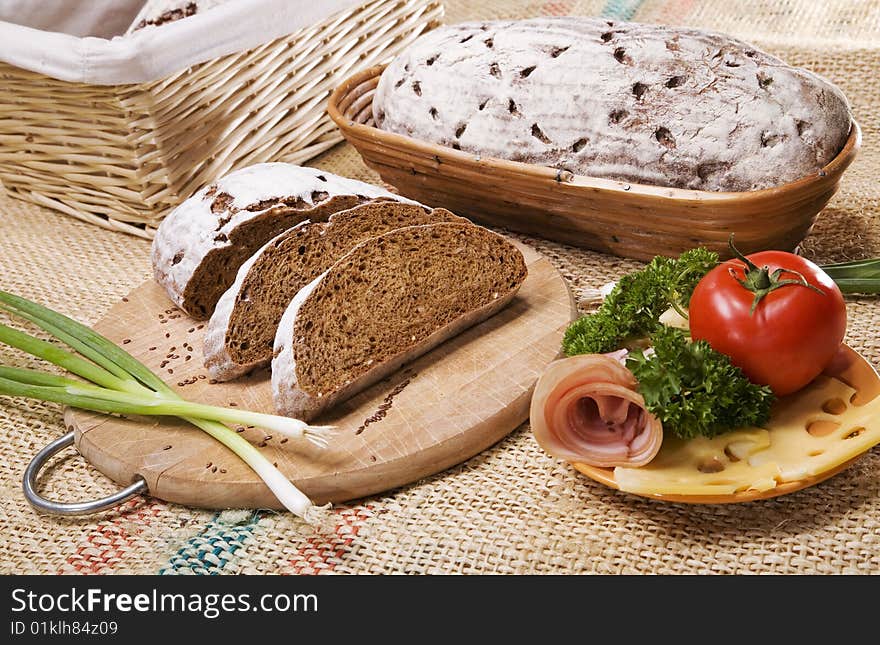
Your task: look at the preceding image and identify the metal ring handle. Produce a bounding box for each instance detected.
[23,431,148,516]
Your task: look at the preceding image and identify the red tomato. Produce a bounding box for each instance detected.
[688,249,846,397]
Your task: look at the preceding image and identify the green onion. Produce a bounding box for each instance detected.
[0,376,332,444]
[0,323,130,391]
[0,290,332,523]
[0,365,83,388]
[0,290,173,392]
[820,258,880,295]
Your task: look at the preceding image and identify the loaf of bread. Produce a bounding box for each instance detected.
[373,17,852,192]
[203,201,466,381]
[272,222,528,420]
[151,163,405,319]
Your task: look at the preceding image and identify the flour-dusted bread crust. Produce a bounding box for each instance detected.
[151,163,405,319]
[204,202,466,381]
[373,17,852,192]
[272,223,528,420]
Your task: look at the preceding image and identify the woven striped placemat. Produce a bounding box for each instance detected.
[1,0,879,574]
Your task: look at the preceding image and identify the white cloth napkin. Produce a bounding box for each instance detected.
[0,0,360,85]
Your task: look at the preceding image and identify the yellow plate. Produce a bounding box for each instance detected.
[573,344,880,503]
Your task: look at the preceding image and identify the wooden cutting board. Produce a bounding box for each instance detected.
[66,242,575,508]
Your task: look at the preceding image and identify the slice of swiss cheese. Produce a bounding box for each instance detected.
[613,376,880,497]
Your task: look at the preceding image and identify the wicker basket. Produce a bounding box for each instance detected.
[0,1,443,238]
[328,64,861,262]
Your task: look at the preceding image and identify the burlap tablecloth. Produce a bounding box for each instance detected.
[1,0,879,575]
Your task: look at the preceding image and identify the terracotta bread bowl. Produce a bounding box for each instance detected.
[328,65,861,261]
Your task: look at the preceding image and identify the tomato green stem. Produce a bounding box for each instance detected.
[727,235,825,314]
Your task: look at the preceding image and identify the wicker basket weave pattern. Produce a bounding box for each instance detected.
[0,0,443,238]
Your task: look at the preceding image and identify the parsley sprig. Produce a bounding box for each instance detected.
[626,327,774,440]
[562,248,718,355]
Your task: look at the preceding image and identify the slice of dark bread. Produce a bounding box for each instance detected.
[272,222,528,420]
[151,163,407,319]
[204,202,466,381]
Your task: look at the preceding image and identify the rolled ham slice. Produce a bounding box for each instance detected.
[530,353,663,468]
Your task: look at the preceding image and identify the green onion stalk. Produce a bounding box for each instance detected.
[0,290,333,524]
[819,258,880,295]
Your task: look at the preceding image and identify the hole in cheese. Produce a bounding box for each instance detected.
[807,419,839,437]
[697,457,725,473]
[845,427,865,440]
[822,398,847,414]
